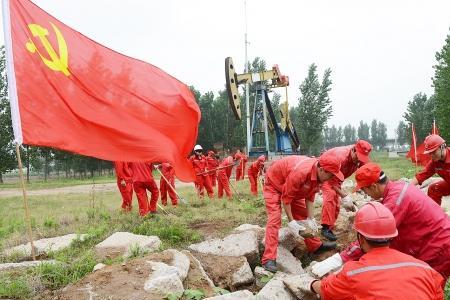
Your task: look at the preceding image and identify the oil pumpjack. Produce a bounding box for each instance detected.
[225,57,300,157]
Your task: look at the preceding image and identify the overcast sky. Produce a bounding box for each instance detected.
[2,0,450,138]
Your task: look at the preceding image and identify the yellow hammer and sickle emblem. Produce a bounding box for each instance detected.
[25,22,70,76]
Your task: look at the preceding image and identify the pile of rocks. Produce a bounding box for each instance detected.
[53,220,349,300]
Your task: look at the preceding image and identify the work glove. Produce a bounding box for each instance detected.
[341,195,355,211]
[311,253,343,278]
[295,273,318,295]
[306,217,320,233]
[296,218,321,238]
[288,220,306,239]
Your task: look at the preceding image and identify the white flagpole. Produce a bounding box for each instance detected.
[3,0,35,260]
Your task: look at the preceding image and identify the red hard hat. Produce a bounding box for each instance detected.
[257,155,266,162]
[354,163,382,191]
[424,134,446,154]
[319,152,344,181]
[355,140,372,163]
[353,202,398,240]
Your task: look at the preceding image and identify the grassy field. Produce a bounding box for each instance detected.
[0,175,116,190]
[0,171,161,190]
[0,179,267,299]
[0,152,448,299]
[371,151,420,179]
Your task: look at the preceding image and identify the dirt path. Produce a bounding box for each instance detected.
[0,180,194,198]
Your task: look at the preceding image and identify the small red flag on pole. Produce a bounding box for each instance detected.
[412,124,418,169]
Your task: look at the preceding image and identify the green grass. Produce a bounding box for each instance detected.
[446,280,450,300]
[0,175,116,190]
[0,273,32,299]
[370,151,420,180]
[0,171,162,190]
[0,179,266,298]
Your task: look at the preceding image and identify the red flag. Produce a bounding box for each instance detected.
[406,124,431,167]
[2,0,200,181]
[406,124,418,166]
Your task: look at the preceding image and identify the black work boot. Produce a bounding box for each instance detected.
[262,260,277,273]
[314,241,337,254]
[321,228,337,241]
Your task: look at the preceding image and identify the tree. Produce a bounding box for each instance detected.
[294,64,333,155]
[370,119,378,146]
[343,124,356,144]
[433,29,450,142]
[328,125,343,147]
[0,46,16,183]
[378,122,388,147]
[403,93,435,143]
[396,121,408,145]
[357,121,370,141]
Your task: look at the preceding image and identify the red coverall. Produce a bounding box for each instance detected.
[247,156,265,196]
[340,181,450,282]
[113,161,133,211]
[206,151,219,187]
[130,162,159,216]
[415,147,450,205]
[262,156,323,264]
[235,153,248,181]
[218,156,234,199]
[321,145,361,228]
[321,247,444,300]
[159,163,177,206]
[190,154,214,198]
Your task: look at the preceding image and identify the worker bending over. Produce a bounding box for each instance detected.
[312,163,450,283]
[410,134,450,206]
[247,155,266,196]
[320,140,372,241]
[298,202,444,299]
[261,153,343,272]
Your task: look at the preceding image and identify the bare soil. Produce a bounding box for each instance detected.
[54,251,175,300]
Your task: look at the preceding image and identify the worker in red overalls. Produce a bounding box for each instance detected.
[189,144,214,198]
[312,163,450,284]
[261,153,344,272]
[320,140,372,241]
[157,162,177,206]
[410,134,450,205]
[113,161,133,211]
[298,202,445,299]
[247,155,266,196]
[234,149,248,181]
[206,150,219,187]
[217,155,235,199]
[129,162,159,216]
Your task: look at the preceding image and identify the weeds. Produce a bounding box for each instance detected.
[165,289,206,300]
[132,216,201,249]
[43,217,59,229]
[0,273,32,299]
[35,252,96,290]
[128,243,149,259]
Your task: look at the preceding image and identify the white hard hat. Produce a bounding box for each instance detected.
[194,144,203,151]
